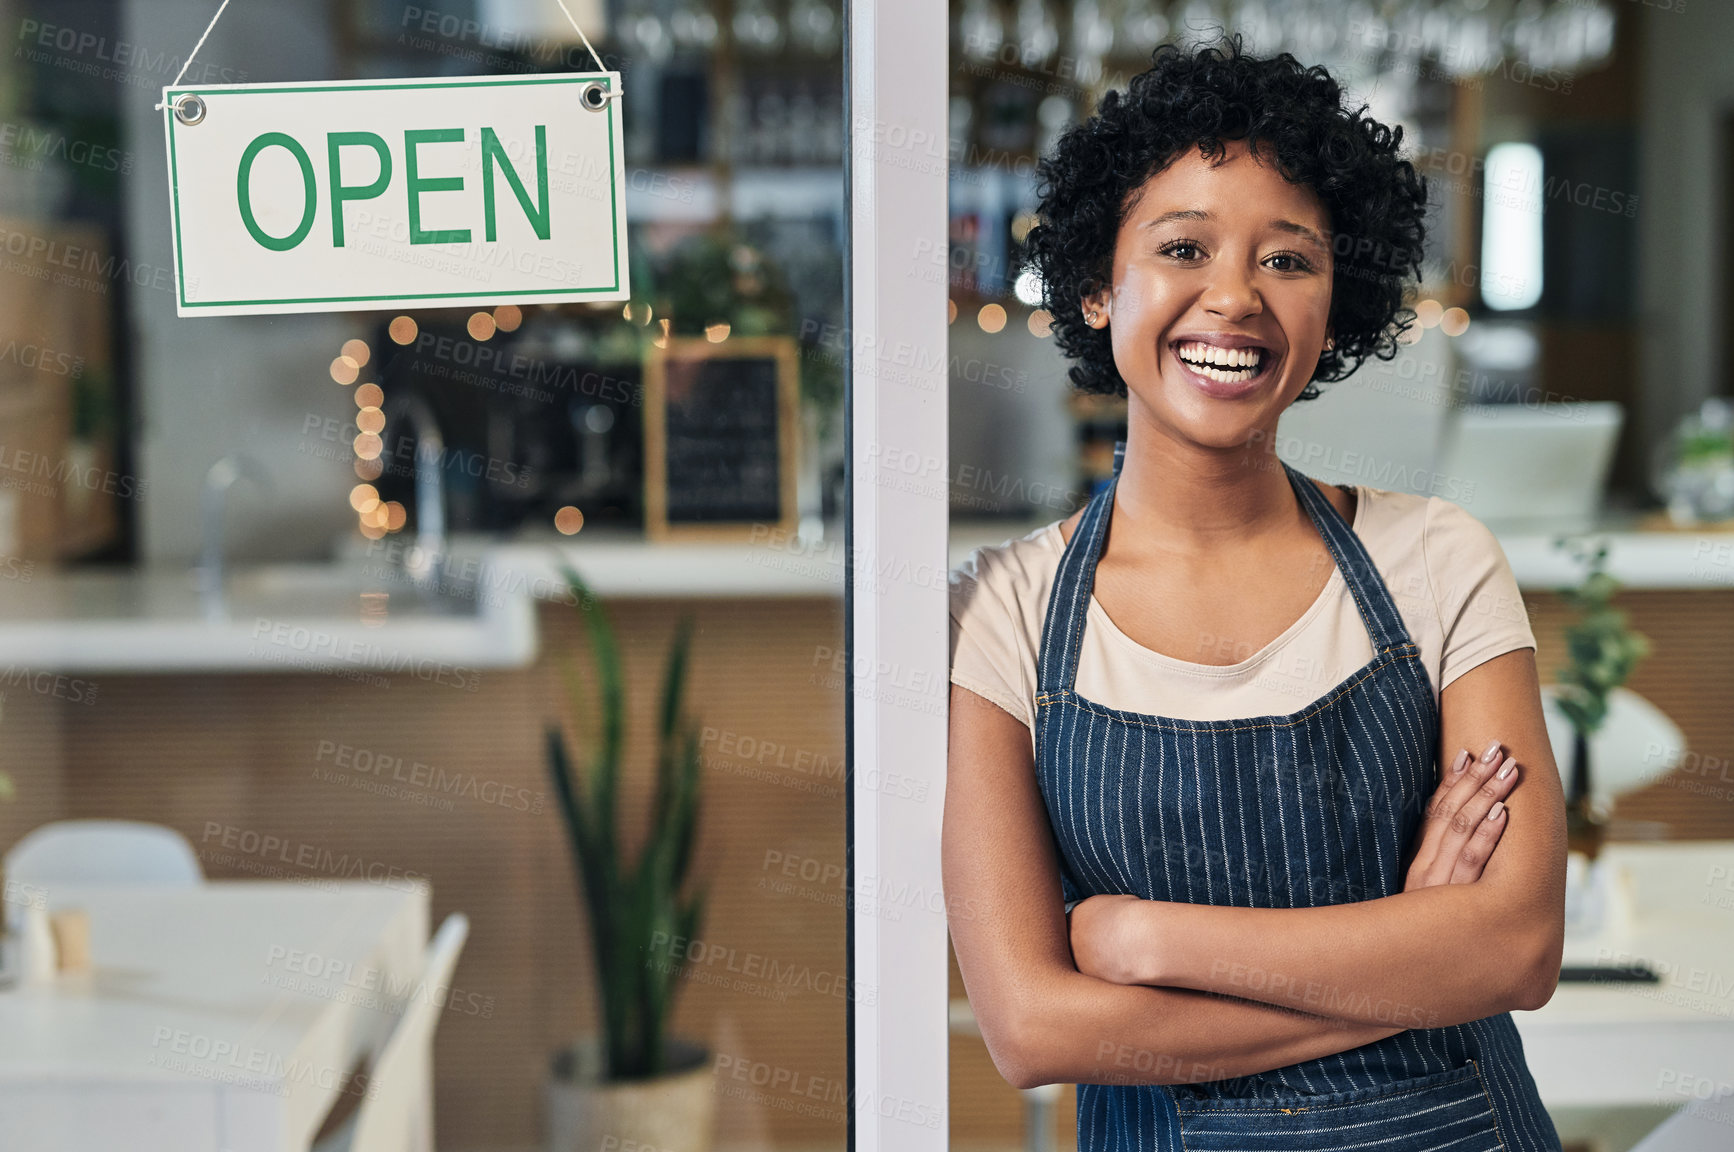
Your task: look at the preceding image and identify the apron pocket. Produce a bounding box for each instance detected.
[1172,1059,1508,1152]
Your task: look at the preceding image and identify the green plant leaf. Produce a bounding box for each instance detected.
[545,563,707,1083]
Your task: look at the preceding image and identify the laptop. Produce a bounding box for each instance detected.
[1433,402,1624,532]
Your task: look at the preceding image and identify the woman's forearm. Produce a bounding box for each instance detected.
[1130,885,1546,1028]
[1006,968,1404,1088]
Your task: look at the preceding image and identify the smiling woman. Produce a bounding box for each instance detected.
[944,36,1568,1152]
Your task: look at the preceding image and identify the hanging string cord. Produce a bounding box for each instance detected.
[552,0,622,98]
[154,0,619,113]
[152,0,233,110]
[552,0,609,80]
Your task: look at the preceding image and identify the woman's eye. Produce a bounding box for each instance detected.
[1266,252,1314,273]
[1159,240,1202,261]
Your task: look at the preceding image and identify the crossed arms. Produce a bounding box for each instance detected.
[942,647,1568,1090]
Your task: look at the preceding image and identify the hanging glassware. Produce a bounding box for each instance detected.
[1069,0,1116,84]
[959,0,1005,63]
[1015,0,1061,68]
[1233,0,1283,56]
[615,0,672,66]
[733,0,786,55]
[1435,0,1501,79]
[668,0,720,52]
[789,0,841,56]
[1275,0,1331,60]
[1118,0,1170,58]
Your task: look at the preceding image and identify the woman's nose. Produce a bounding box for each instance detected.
[1200,263,1263,320]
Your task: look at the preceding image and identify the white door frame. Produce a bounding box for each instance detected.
[845,0,950,1148]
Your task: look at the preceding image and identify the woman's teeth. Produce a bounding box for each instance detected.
[1175,340,1266,382]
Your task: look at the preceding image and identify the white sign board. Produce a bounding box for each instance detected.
[161,72,628,317]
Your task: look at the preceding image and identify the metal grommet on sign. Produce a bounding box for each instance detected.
[579,82,612,112]
[173,93,207,125]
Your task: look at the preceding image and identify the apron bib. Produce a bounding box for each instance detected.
[1035,441,1561,1152]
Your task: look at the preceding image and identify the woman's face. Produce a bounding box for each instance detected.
[1085,137,1334,451]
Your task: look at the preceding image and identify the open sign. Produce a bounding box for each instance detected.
[160,73,628,317]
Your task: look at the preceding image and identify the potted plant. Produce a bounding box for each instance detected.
[543,567,714,1152]
[1553,539,1651,862]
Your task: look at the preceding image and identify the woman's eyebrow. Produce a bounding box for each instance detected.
[1271,219,1330,250]
[1138,210,1330,251]
[1137,209,1210,230]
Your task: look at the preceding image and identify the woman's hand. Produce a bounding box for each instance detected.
[1402,739,1522,892]
[1067,893,1155,985]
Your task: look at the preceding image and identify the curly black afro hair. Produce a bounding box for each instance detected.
[1025,35,1429,400]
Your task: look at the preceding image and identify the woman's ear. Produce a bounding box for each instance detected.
[1081,289,1110,329]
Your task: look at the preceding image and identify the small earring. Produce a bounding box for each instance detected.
[1324,336,1335,351]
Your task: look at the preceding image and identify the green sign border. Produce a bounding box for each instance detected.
[165,75,621,310]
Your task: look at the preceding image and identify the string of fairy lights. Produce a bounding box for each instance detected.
[328,305,522,542]
[327,302,670,543]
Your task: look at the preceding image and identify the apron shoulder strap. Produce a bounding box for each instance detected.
[1035,443,1120,696]
[1281,460,1414,653]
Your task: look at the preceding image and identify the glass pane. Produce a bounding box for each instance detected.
[0,1,846,1149]
[947,4,1708,1151]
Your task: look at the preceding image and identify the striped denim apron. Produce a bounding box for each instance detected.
[1035,442,1561,1152]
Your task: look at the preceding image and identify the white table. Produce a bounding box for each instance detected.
[1515,841,1734,1112]
[0,880,429,1152]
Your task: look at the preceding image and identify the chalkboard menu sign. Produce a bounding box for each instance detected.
[644,336,800,540]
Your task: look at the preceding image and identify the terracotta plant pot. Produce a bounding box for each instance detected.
[546,1035,716,1152]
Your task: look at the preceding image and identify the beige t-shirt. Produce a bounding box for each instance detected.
[949,485,1536,752]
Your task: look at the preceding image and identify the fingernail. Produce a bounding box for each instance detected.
[1496,758,1515,780]
[1451,749,1470,775]
[1487,801,1505,821]
[1482,739,1502,764]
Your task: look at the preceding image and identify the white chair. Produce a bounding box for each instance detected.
[3,820,203,887]
[314,912,470,1152]
[1538,685,1687,822]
